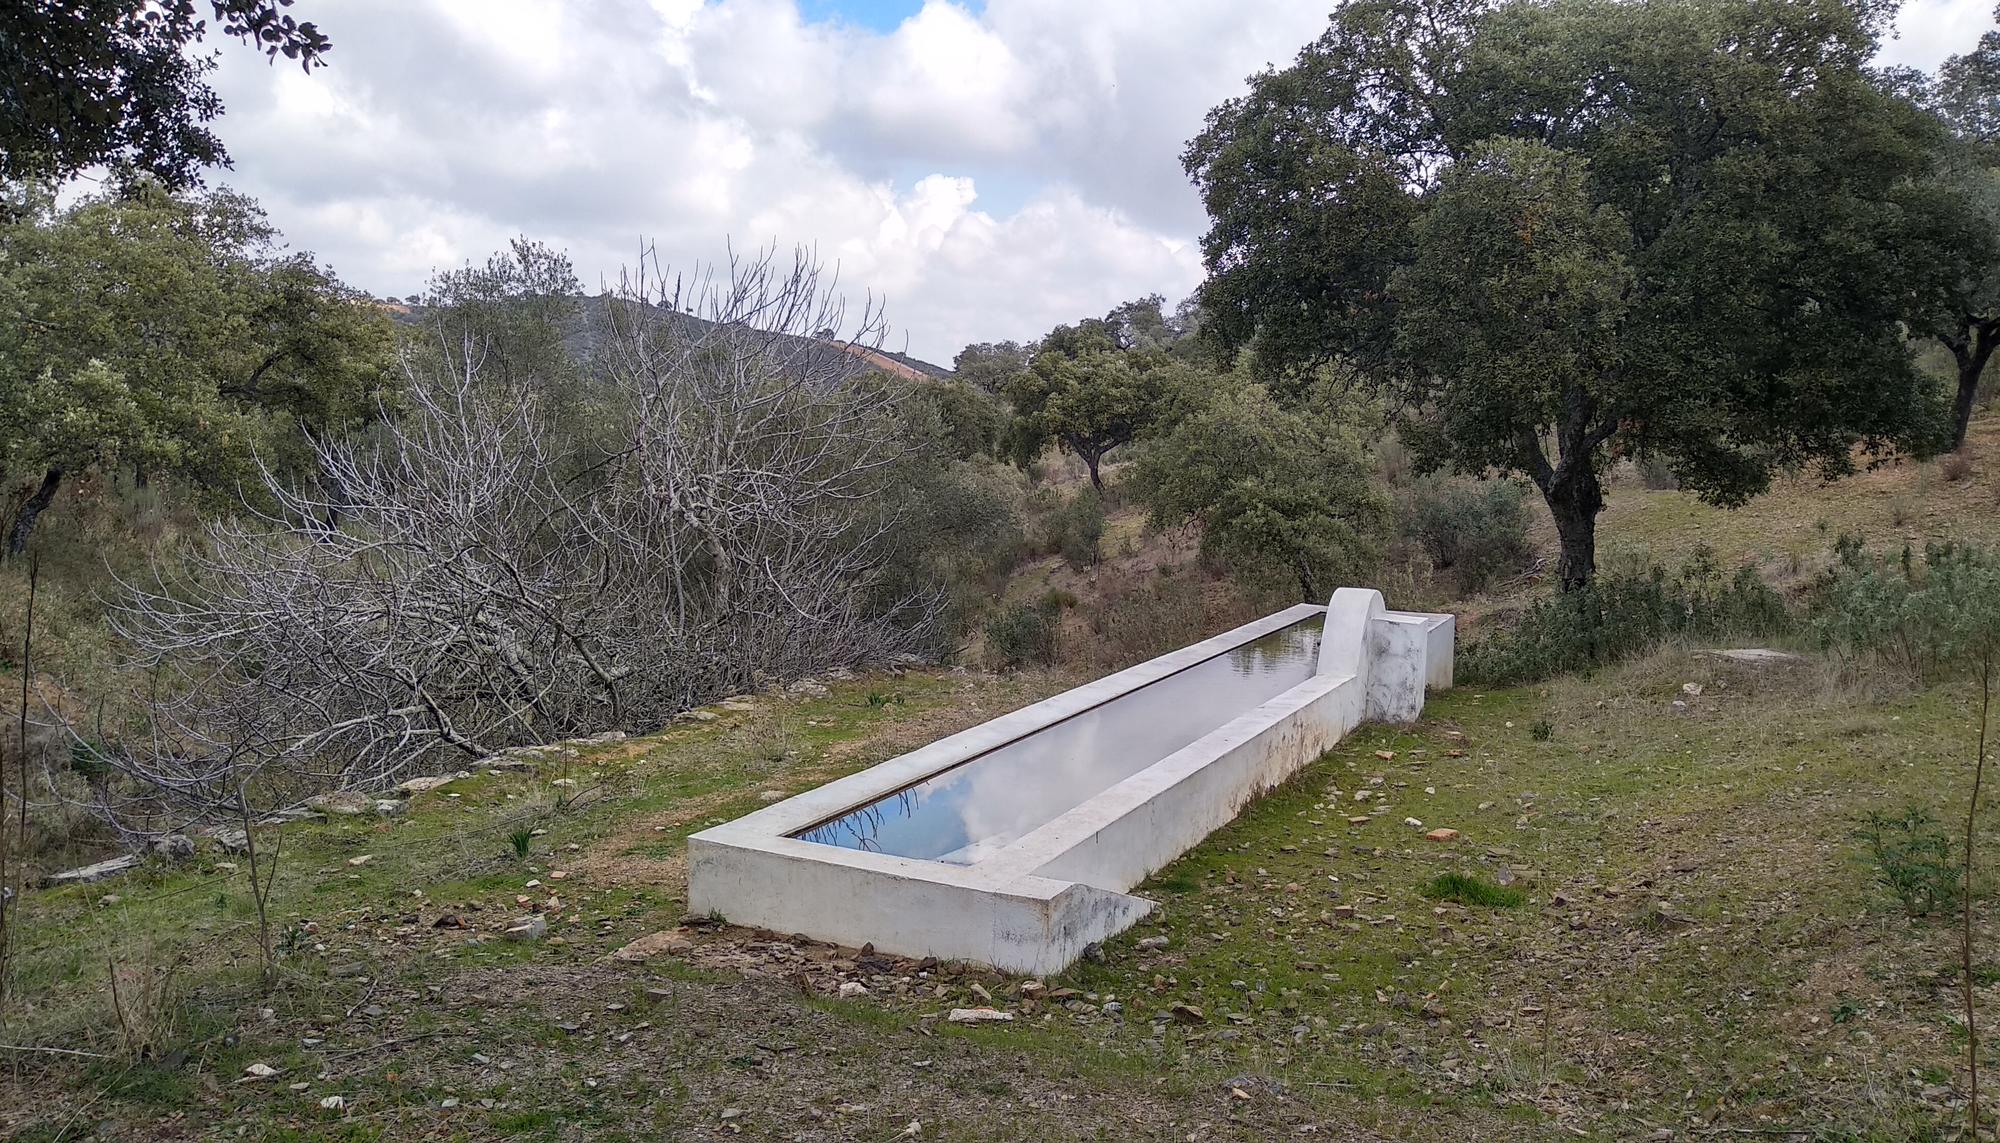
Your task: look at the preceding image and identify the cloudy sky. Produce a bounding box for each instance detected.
[205,0,1997,366]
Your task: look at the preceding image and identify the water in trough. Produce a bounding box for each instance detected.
[794,617,1324,863]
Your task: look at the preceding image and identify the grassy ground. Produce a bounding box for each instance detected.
[1,645,1994,1141]
[6,416,2000,1141]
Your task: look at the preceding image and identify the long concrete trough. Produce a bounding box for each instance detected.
[686,587,1453,975]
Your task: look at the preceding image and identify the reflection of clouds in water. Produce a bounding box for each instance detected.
[797,619,1323,862]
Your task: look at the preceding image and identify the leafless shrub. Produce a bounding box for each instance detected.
[77,245,944,854]
[1943,449,1974,483]
[107,947,188,1060]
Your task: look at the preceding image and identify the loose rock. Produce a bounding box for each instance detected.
[947,1007,1013,1023]
[501,915,548,942]
[611,932,693,962]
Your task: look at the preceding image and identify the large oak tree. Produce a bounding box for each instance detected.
[1,1,329,188]
[1185,0,1961,588]
[0,181,392,553]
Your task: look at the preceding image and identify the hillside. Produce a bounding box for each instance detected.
[5,415,1999,1140]
[383,294,953,381]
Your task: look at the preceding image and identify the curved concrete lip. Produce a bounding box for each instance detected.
[688,590,1453,975]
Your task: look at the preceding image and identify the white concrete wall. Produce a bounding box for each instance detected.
[685,589,1453,975]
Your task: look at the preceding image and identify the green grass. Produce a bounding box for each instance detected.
[6,635,2000,1139]
[1420,871,1526,907]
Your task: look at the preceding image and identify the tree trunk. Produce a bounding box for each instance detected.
[6,468,61,558]
[1295,553,1318,604]
[1544,467,1603,592]
[1082,450,1104,490]
[1951,323,1997,452]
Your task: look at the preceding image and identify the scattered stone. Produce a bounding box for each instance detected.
[329,962,367,979]
[1424,828,1460,842]
[319,1095,347,1111]
[1020,981,1047,1000]
[678,710,720,723]
[719,700,757,712]
[1680,682,1704,697]
[969,982,993,1003]
[1346,815,1371,825]
[147,834,195,861]
[612,932,693,962]
[1403,817,1424,829]
[394,774,459,796]
[371,800,404,818]
[97,894,121,907]
[43,855,141,887]
[305,791,374,816]
[1374,750,1395,761]
[1168,1002,1206,1025]
[501,915,548,942]
[757,790,787,802]
[946,1007,1013,1024]
[243,1063,280,1080]
[838,981,869,999]
[346,854,375,867]
[1136,935,1170,952]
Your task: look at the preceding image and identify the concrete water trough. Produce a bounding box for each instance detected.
[686,587,1453,975]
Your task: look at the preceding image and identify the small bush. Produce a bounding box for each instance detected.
[509,828,534,860]
[1852,807,1960,917]
[984,598,1062,667]
[1403,477,1535,595]
[1529,718,1554,741]
[1459,548,1791,686]
[1942,450,1974,483]
[1422,872,1526,908]
[1077,574,1212,669]
[1043,488,1105,570]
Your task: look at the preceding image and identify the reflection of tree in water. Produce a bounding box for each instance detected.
[1225,620,1322,677]
[797,786,924,852]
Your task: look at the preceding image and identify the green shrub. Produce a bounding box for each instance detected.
[1459,548,1790,686]
[984,598,1062,667]
[1403,477,1534,595]
[1852,807,1960,917]
[1813,540,2000,683]
[1045,488,1105,570]
[1422,872,1526,908]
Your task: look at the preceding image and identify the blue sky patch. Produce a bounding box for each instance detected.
[798,0,934,33]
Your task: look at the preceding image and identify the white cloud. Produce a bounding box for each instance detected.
[205,0,1996,364]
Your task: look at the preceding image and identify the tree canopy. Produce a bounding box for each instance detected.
[0,180,392,553]
[1137,382,1389,603]
[0,1,329,188]
[1918,7,2000,449]
[1185,0,1967,587]
[1002,315,1187,488]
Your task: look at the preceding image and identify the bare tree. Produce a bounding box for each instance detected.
[80,246,942,863]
